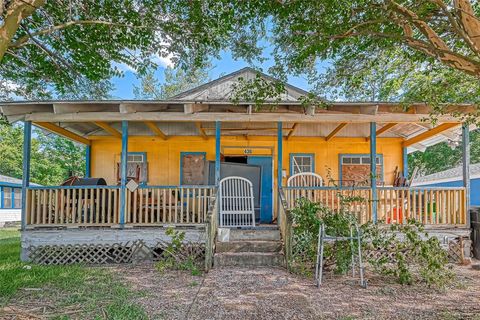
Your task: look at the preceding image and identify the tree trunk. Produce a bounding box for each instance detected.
[0,0,45,62]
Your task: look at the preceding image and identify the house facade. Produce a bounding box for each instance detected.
[0,175,41,226]
[0,68,474,264]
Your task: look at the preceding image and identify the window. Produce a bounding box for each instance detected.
[341,155,381,165]
[14,188,22,208]
[290,154,314,175]
[117,152,148,184]
[128,153,145,163]
[3,187,12,208]
[339,154,383,186]
[180,152,206,185]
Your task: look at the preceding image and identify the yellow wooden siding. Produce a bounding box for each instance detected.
[91,136,403,187]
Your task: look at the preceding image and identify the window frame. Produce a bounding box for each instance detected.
[289,153,315,176]
[338,153,384,182]
[125,152,147,184]
[180,152,207,185]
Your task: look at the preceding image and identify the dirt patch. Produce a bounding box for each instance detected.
[123,264,480,320]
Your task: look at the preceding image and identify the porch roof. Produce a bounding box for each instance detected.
[0,68,476,152]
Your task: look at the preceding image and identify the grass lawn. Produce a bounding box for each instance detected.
[0,228,148,319]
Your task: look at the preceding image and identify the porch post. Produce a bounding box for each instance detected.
[462,123,471,227]
[21,121,32,231]
[402,147,408,179]
[85,145,91,178]
[215,121,221,186]
[120,120,128,228]
[277,121,283,226]
[370,122,378,223]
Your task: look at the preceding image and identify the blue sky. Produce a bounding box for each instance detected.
[110,49,324,99]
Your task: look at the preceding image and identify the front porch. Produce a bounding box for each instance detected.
[1,69,475,264]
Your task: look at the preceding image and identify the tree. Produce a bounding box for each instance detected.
[0,121,85,185]
[133,65,210,100]
[0,0,173,97]
[408,129,480,176]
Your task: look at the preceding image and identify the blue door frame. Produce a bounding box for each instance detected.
[247,156,273,223]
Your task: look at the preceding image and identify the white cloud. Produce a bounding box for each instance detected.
[112,61,137,74]
[153,53,174,68]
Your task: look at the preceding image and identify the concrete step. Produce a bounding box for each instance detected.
[216,240,282,253]
[227,228,281,241]
[214,252,284,267]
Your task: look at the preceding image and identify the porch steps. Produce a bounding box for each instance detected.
[214,227,284,267]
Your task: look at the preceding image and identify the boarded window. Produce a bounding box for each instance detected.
[340,154,383,186]
[181,153,206,185]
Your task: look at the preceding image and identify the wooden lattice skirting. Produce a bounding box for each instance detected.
[27,240,205,265]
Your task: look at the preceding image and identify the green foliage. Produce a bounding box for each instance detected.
[231,72,286,109]
[408,129,480,177]
[134,64,211,100]
[0,122,85,185]
[362,220,453,287]
[289,198,452,287]
[155,227,202,276]
[289,197,357,276]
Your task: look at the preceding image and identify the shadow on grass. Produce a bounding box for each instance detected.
[0,228,148,319]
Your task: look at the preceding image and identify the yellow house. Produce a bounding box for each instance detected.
[0,68,473,264]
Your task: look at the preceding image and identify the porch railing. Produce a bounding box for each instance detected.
[25,185,215,227]
[283,186,467,226]
[284,186,372,224]
[27,186,121,227]
[126,186,215,225]
[377,187,467,225]
[278,188,293,269]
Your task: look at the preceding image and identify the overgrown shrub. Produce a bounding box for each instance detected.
[362,220,453,287]
[290,197,358,276]
[289,198,453,287]
[155,227,202,276]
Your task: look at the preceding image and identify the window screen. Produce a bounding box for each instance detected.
[3,187,12,208]
[14,188,22,208]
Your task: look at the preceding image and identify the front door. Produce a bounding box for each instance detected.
[247,156,273,223]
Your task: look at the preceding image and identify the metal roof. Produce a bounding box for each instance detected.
[0,68,475,153]
[413,163,480,185]
[0,174,41,187]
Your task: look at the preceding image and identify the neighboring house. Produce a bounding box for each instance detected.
[0,67,474,264]
[413,163,480,207]
[0,175,40,226]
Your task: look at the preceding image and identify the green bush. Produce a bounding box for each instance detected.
[155,227,202,276]
[362,220,453,287]
[289,198,453,287]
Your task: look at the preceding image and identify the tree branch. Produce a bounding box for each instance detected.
[427,0,480,56]
[0,0,45,61]
[454,0,480,52]
[9,20,154,49]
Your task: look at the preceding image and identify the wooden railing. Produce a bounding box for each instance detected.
[204,192,218,271]
[283,186,467,226]
[284,187,372,224]
[26,186,121,227]
[377,187,467,225]
[26,185,215,227]
[278,188,293,269]
[126,186,216,225]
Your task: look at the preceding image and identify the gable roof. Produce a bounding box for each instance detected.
[171,67,310,102]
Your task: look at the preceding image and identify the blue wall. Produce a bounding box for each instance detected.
[418,178,480,206]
